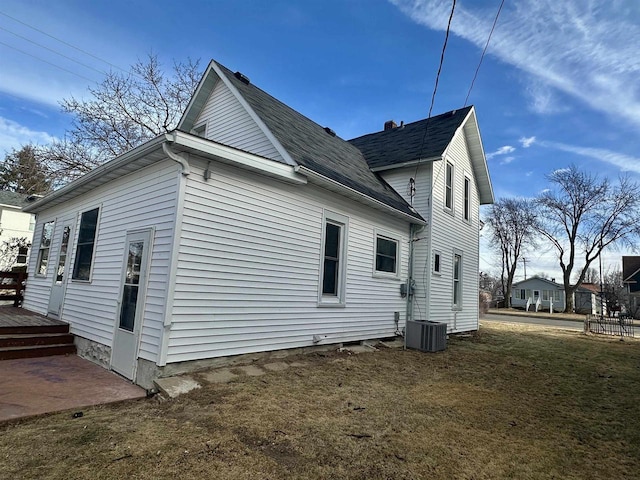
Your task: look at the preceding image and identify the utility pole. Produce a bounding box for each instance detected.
[521,257,528,280]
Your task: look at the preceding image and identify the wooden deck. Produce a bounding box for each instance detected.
[0,306,66,329]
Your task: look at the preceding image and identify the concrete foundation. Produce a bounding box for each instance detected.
[75,336,111,368]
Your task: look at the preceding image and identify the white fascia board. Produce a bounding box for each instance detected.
[210,62,297,167]
[460,107,494,205]
[370,156,441,173]
[295,165,426,225]
[167,131,307,185]
[23,136,166,213]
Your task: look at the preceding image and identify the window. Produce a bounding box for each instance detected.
[72,208,100,281]
[445,161,454,210]
[319,211,348,305]
[453,251,462,309]
[375,235,398,275]
[36,221,54,276]
[16,246,28,264]
[28,215,36,232]
[192,123,206,137]
[542,290,549,301]
[520,289,526,300]
[464,175,471,221]
[433,251,441,274]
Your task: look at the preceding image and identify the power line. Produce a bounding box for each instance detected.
[463,0,505,107]
[0,25,108,77]
[0,39,97,83]
[0,10,131,76]
[412,0,457,187]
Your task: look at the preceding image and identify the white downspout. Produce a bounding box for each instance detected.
[162,141,191,176]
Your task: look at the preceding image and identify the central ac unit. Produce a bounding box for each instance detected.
[405,320,447,352]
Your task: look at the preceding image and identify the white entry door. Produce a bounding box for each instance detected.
[48,223,73,317]
[111,229,152,380]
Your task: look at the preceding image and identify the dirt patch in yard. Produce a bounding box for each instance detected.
[1,324,639,479]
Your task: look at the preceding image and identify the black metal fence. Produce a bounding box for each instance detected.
[585,315,636,338]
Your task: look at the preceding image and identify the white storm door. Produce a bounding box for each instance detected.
[48,223,73,317]
[111,230,152,380]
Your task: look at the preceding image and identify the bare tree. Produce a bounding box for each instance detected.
[582,267,599,284]
[42,54,201,182]
[486,198,539,308]
[536,165,640,312]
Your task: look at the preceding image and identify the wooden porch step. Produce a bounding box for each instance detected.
[0,333,75,349]
[0,343,76,360]
[0,323,69,335]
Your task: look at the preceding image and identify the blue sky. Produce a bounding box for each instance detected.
[1,0,639,280]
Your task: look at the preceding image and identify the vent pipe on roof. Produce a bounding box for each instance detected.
[324,127,336,137]
[384,120,397,131]
[234,71,250,85]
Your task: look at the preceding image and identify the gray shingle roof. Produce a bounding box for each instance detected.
[215,62,423,221]
[0,191,32,208]
[348,107,472,170]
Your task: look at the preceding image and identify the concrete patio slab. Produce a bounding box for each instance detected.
[0,355,146,423]
[201,368,238,384]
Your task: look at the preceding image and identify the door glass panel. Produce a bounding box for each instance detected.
[119,241,143,332]
[56,226,71,283]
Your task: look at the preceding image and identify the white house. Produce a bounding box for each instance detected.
[22,60,493,388]
[0,191,36,270]
[512,276,603,314]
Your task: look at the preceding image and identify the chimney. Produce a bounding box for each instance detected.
[384,120,397,131]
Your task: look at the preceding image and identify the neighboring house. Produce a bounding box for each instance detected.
[0,191,36,270]
[512,277,565,311]
[512,276,603,314]
[22,60,493,388]
[622,256,640,317]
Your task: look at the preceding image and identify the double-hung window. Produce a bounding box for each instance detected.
[36,221,54,276]
[433,251,441,274]
[464,175,471,221]
[445,161,454,211]
[374,233,398,276]
[319,211,348,306]
[72,208,100,281]
[453,251,462,309]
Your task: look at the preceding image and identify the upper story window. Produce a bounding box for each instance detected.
[375,234,398,275]
[72,208,100,281]
[445,161,454,211]
[464,175,471,221]
[36,221,54,276]
[453,251,462,310]
[319,211,348,306]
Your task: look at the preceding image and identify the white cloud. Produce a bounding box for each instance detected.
[542,141,640,174]
[390,0,640,129]
[486,145,515,159]
[500,156,515,165]
[519,136,536,148]
[0,116,56,154]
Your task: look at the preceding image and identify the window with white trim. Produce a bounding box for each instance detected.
[72,208,99,281]
[319,211,348,305]
[453,251,462,309]
[374,234,398,275]
[464,175,471,221]
[433,251,441,274]
[445,161,454,211]
[36,221,54,275]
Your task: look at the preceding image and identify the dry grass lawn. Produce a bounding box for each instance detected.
[1,323,639,479]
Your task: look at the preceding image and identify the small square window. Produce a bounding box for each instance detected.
[374,235,398,275]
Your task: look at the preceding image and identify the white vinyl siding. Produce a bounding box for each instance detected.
[380,165,432,316]
[167,158,409,363]
[428,130,480,332]
[23,159,179,362]
[193,80,284,162]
